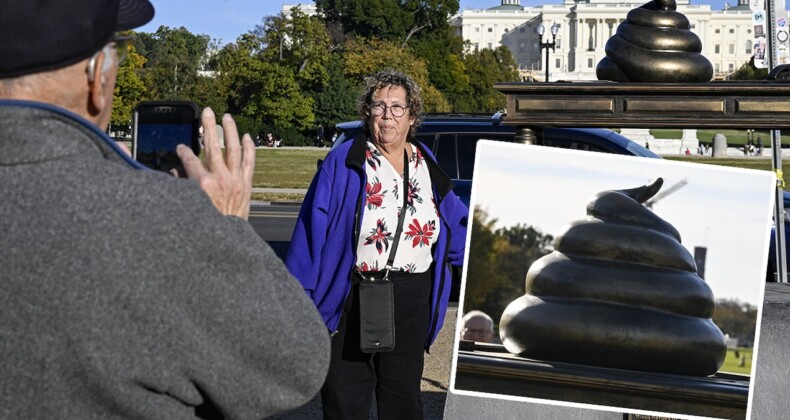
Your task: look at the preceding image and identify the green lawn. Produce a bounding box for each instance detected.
[719,348,753,375]
[249,148,787,190]
[253,148,328,189]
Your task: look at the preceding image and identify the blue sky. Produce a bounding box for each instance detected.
[138,0,739,46]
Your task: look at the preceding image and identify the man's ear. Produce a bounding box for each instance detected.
[87,51,109,116]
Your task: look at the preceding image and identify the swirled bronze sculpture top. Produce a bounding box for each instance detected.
[596,0,713,82]
[499,179,726,376]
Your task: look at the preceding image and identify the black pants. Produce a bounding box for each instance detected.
[321,270,431,420]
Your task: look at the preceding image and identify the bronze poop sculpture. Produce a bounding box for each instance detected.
[596,0,713,82]
[499,179,726,376]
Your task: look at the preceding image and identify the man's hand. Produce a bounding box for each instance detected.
[177,107,255,220]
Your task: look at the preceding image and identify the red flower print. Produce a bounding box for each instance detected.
[414,148,424,169]
[405,179,423,215]
[405,219,435,248]
[364,219,391,254]
[366,148,381,170]
[365,177,386,209]
[359,261,380,272]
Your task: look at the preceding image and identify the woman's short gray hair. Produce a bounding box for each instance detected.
[358,69,423,137]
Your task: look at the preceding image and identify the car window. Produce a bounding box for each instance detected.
[434,134,459,179]
[415,133,436,155]
[457,135,479,179]
[544,138,612,153]
[625,142,654,157]
[459,134,516,179]
[432,133,516,180]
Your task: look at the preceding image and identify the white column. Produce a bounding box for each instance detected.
[597,18,604,51]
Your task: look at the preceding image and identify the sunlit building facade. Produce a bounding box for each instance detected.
[451,0,757,81]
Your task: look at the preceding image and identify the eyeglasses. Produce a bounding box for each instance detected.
[369,102,409,118]
[462,328,491,336]
[111,35,132,65]
[87,35,132,82]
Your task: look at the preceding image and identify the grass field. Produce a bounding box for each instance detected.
[253,148,328,189]
[250,148,787,190]
[719,348,753,375]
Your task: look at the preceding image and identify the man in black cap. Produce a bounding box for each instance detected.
[0,1,329,418]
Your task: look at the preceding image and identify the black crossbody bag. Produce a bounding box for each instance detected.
[352,150,409,353]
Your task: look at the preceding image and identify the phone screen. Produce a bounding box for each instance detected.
[133,101,200,175]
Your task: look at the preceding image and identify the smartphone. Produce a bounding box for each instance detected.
[132,101,200,176]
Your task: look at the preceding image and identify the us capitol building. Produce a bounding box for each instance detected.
[451,0,758,81]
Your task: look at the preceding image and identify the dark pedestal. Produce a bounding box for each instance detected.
[455,343,747,419]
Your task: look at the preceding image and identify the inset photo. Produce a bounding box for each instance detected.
[451,141,776,420]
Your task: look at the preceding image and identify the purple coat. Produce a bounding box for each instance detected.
[286,134,468,348]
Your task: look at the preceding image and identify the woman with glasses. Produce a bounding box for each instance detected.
[286,69,468,419]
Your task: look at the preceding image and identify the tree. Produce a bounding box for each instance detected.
[729,57,768,80]
[258,7,333,92]
[316,0,411,41]
[412,35,468,104]
[342,38,450,112]
[464,207,553,321]
[218,34,315,135]
[312,55,359,131]
[713,299,758,347]
[464,207,510,316]
[190,75,228,116]
[135,26,211,101]
[111,43,147,136]
[455,46,519,113]
[317,0,459,46]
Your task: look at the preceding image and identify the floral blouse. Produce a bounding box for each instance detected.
[355,141,441,273]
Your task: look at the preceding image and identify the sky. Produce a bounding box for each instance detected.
[137,0,740,46]
[464,141,775,307]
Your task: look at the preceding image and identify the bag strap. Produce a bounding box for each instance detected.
[382,149,410,276]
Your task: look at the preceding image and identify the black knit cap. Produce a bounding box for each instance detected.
[0,0,155,78]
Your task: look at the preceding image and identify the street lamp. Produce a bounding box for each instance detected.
[537,23,559,82]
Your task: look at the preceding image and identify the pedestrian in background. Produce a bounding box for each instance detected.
[461,310,497,343]
[316,123,325,147]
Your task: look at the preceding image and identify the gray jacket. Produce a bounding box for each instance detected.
[0,101,329,419]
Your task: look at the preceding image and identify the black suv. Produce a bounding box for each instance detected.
[331,113,660,206]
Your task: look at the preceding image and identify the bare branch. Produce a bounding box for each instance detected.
[401,24,428,49]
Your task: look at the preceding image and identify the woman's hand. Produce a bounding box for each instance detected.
[177,107,255,220]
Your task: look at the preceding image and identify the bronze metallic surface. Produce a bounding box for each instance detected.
[526,254,715,318]
[623,98,724,113]
[493,82,790,129]
[514,127,537,144]
[596,0,712,83]
[555,220,696,270]
[499,179,726,376]
[736,100,790,113]
[516,99,615,112]
[628,0,690,28]
[616,24,701,51]
[500,296,726,376]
